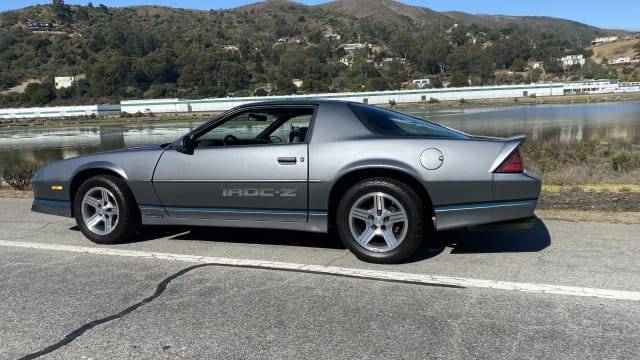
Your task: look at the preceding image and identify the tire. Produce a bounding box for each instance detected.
[336,178,425,264]
[73,175,140,244]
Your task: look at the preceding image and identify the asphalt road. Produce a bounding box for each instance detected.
[1,197,639,359]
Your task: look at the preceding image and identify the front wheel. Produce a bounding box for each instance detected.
[336,178,425,264]
[73,175,140,244]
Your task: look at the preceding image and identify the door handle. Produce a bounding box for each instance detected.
[277,157,297,165]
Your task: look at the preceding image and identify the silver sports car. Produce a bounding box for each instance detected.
[32,100,541,263]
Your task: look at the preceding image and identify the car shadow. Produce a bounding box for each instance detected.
[405,217,551,262]
[442,217,551,253]
[131,217,550,264]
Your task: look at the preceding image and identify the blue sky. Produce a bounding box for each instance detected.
[2,0,638,30]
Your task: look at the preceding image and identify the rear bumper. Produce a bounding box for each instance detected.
[433,170,541,231]
[31,198,73,218]
[433,198,537,231]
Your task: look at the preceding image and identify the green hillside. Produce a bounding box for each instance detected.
[0,0,621,107]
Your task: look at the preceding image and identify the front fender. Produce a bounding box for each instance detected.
[73,161,129,181]
[32,159,129,203]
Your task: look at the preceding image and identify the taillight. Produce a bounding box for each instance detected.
[496,149,524,173]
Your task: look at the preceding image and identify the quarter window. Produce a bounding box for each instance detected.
[349,103,467,139]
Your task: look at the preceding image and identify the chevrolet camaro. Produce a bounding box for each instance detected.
[31,100,541,263]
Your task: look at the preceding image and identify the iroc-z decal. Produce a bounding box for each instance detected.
[222,188,297,197]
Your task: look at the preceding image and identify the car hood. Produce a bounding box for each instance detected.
[89,143,167,156]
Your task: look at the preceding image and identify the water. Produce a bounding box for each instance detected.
[408,102,640,144]
[1,102,639,166]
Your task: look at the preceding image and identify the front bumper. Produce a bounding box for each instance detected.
[31,198,73,218]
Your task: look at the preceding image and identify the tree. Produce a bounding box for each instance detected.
[450,71,468,87]
[132,47,178,86]
[23,82,56,105]
[530,68,543,83]
[430,77,443,88]
[273,77,297,95]
[52,0,71,22]
[366,77,388,91]
[446,44,494,83]
[413,28,450,75]
[87,53,131,96]
[511,58,527,72]
[544,57,564,75]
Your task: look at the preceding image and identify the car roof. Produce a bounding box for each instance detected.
[234,99,350,109]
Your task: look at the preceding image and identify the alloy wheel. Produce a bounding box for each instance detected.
[348,192,408,252]
[81,187,119,236]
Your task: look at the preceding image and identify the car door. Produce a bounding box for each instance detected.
[152,106,313,223]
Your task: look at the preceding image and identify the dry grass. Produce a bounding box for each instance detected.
[522,142,640,185]
[588,38,640,64]
[543,184,640,193]
[536,209,640,225]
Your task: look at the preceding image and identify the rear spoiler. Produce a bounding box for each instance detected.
[489,135,526,173]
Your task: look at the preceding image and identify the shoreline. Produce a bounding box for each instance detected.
[1,92,639,129]
[393,92,640,110]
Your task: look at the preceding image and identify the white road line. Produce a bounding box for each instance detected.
[1,239,639,302]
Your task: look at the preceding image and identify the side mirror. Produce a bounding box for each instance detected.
[176,135,195,155]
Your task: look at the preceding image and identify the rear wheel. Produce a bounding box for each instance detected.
[336,178,425,263]
[73,175,140,244]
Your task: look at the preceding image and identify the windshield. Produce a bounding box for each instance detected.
[349,103,467,139]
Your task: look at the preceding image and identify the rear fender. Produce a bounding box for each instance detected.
[333,158,423,182]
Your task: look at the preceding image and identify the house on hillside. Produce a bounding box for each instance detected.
[560,54,585,68]
[376,58,395,69]
[276,37,304,45]
[55,75,84,89]
[29,21,55,32]
[221,45,239,52]
[530,61,544,70]
[608,57,639,65]
[412,79,431,89]
[341,43,368,53]
[591,36,619,46]
[323,32,341,41]
[340,56,354,67]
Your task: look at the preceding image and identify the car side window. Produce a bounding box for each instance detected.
[194,108,314,147]
[268,113,313,144]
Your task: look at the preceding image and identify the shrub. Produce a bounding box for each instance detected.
[388,99,396,108]
[1,163,39,190]
[610,152,640,171]
[575,143,595,162]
